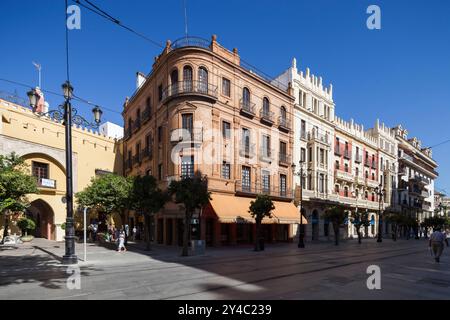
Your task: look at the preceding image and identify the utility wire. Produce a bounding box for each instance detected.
[0,78,121,115]
[73,0,164,48]
[429,139,450,149]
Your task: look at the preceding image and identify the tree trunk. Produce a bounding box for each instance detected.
[144,214,152,251]
[334,223,339,246]
[182,210,191,257]
[2,215,9,243]
[254,220,261,251]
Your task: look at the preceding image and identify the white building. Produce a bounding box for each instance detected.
[99,121,124,139]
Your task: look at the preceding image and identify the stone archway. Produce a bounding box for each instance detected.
[26,199,55,240]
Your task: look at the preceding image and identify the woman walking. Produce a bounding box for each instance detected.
[117,229,127,253]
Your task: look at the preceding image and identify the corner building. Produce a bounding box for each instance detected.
[122,36,302,246]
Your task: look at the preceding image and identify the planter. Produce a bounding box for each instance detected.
[20,235,35,242]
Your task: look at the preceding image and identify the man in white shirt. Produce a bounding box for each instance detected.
[429,227,449,263]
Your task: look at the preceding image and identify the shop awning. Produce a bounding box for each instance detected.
[207,193,307,224]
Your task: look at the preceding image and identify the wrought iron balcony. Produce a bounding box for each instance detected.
[143,146,152,159]
[308,130,330,145]
[371,161,377,170]
[161,80,218,103]
[259,109,274,124]
[335,169,354,182]
[37,178,56,189]
[334,145,341,156]
[259,148,274,163]
[240,99,256,117]
[239,143,256,158]
[133,118,141,132]
[133,154,141,166]
[235,181,294,200]
[279,153,291,166]
[365,178,379,189]
[344,150,352,160]
[124,128,131,141]
[364,159,371,167]
[170,128,203,145]
[278,116,291,132]
[354,176,365,185]
[142,107,151,123]
[354,154,362,163]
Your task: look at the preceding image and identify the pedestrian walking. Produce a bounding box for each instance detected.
[429,227,449,263]
[132,226,137,241]
[117,229,127,252]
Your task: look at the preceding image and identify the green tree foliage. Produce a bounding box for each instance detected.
[131,175,168,250]
[423,216,449,230]
[168,174,211,256]
[349,209,371,244]
[249,194,275,251]
[0,153,38,242]
[17,217,36,236]
[76,173,133,226]
[323,205,347,245]
[384,211,404,241]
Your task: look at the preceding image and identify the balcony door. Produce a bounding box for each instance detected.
[183,66,193,92]
[171,69,179,95]
[182,113,193,140]
[198,67,208,94]
[242,166,251,192]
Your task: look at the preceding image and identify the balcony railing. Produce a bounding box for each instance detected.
[364,159,371,167]
[161,80,218,102]
[371,161,377,170]
[279,153,291,166]
[240,99,256,117]
[365,178,379,189]
[278,116,291,131]
[308,130,330,145]
[142,107,151,123]
[354,154,362,163]
[259,148,274,163]
[133,154,141,165]
[143,146,152,159]
[133,118,141,132]
[335,169,353,182]
[299,130,307,140]
[344,150,351,159]
[354,176,365,185]
[410,175,428,186]
[37,178,56,189]
[259,109,274,124]
[334,145,341,156]
[235,181,294,199]
[239,143,256,158]
[170,128,203,144]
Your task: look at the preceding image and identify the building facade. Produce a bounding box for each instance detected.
[0,94,123,241]
[394,125,438,222]
[122,36,301,247]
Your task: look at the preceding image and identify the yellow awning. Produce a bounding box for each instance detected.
[208,193,307,224]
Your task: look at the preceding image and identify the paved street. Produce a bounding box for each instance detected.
[1,238,449,300]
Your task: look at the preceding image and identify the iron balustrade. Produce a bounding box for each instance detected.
[235,181,294,199]
[240,99,256,116]
[259,109,274,123]
[161,81,218,102]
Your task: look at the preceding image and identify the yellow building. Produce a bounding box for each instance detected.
[0,93,123,241]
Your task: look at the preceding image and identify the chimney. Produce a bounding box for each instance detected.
[136,72,146,89]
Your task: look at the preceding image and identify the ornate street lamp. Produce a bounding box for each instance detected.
[375,183,386,243]
[28,82,102,264]
[292,160,308,248]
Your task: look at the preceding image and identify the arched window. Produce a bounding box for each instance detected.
[198,67,208,93]
[183,65,193,91]
[355,167,359,177]
[262,97,270,115]
[171,69,179,94]
[242,87,250,107]
[344,186,349,197]
[372,192,375,201]
[365,191,369,199]
[335,185,340,194]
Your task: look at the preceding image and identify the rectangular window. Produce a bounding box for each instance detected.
[301,120,306,139]
[158,164,163,180]
[280,174,287,196]
[158,126,163,143]
[242,166,251,191]
[319,174,324,193]
[222,78,231,97]
[222,121,231,139]
[181,156,194,178]
[262,135,271,157]
[262,170,270,193]
[136,142,141,162]
[182,113,193,139]
[308,147,312,163]
[301,148,306,163]
[298,89,303,106]
[222,161,230,179]
[32,161,49,179]
[320,149,325,164]
[158,84,163,101]
[127,150,132,169]
[242,128,250,155]
[280,141,287,161]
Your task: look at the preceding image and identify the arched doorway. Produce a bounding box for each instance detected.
[26,199,55,240]
[312,210,319,241]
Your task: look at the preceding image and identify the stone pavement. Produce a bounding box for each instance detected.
[1,238,449,300]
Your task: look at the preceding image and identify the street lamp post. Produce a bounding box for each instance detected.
[292,160,307,248]
[28,82,102,265]
[375,183,386,243]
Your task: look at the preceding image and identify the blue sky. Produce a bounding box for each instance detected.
[1,0,449,192]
